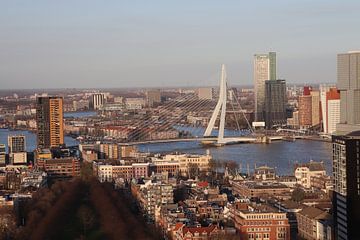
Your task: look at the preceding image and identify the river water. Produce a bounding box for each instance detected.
[138,140,332,176]
[0,111,333,176]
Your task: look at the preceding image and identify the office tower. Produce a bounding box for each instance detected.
[337,51,360,134]
[91,93,105,110]
[197,87,214,100]
[264,79,287,129]
[320,84,336,133]
[36,96,64,149]
[325,88,340,134]
[298,86,321,129]
[146,89,161,107]
[298,95,312,128]
[332,133,360,240]
[8,135,26,153]
[310,90,320,127]
[254,52,276,121]
[0,144,5,165]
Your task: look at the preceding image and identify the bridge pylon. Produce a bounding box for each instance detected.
[203,64,227,145]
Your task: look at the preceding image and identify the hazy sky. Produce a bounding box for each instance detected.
[1,0,360,89]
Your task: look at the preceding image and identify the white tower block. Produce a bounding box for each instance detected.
[203,64,227,144]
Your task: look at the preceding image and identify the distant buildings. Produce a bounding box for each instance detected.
[197,87,214,100]
[298,87,321,129]
[0,144,5,166]
[146,89,161,107]
[36,96,64,149]
[91,93,106,110]
[8,135,27,165]
[254,52,277,122]
[325,88,340,134]
[264,79,287,129]
[8,135,25,153]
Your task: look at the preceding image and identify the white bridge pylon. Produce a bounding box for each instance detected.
[203,64,228,144]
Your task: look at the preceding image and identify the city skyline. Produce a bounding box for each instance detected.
[1,1,360,89]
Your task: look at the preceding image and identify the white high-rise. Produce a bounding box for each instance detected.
[91,93,106,110]
[254,52,276,121]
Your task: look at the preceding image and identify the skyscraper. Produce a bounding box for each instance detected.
[332,133,360,240]
[146,89,161,107]
[254,52,276,121]
[310,90,320,127]
[298,95,312,128]
[264,79,287,129]
[320,84,336,133]
[91,93,106,110]
[337,51,360,134]
[0,144,5,166]
[36,96,64,149]
[325,88,340,134]
[333,51,360,239]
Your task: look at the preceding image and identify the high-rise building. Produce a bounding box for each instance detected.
[254,52,276,121]
[332,133,360,240]
[36,96,64,149]
[8,135,26,153]
[197,87,214,100]
[298,95,312,128]
[264,79,287,129]
[320,84,336,133]
[325,88,340,134]
[310,90,321,127]
[0,144,5,166]
[146,89,161,107]
[332,51,360,240]
[337,51,360,134]
[298,86,321,129]
[91,93,106,110]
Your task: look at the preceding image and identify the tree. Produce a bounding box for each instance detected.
[188,163,199,179]
[77,205,95,236]
[291,187,305,202]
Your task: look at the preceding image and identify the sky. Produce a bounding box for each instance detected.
[0,0,360,89]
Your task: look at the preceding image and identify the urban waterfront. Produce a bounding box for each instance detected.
[1,127,331,176]
[138,139,332,176]
[0,128,79,152]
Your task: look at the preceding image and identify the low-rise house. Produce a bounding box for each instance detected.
[296,206,332,240]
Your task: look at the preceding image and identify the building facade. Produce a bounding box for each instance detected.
[254,52,277,121]
[91,93,106,110]
[8,135,25,153]
[36,96,64,149]
[332,134,360,240]
[264,79,287,129]
[0,144,5,166]
[337,51,360,133]
[197,87,214,100]
[231,202,290,240]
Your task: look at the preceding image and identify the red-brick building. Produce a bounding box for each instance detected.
[231,202,290,240]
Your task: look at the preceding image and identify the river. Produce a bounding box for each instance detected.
[138,140,332,176]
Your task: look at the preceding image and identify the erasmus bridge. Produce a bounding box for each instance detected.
[120,64,286,147]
